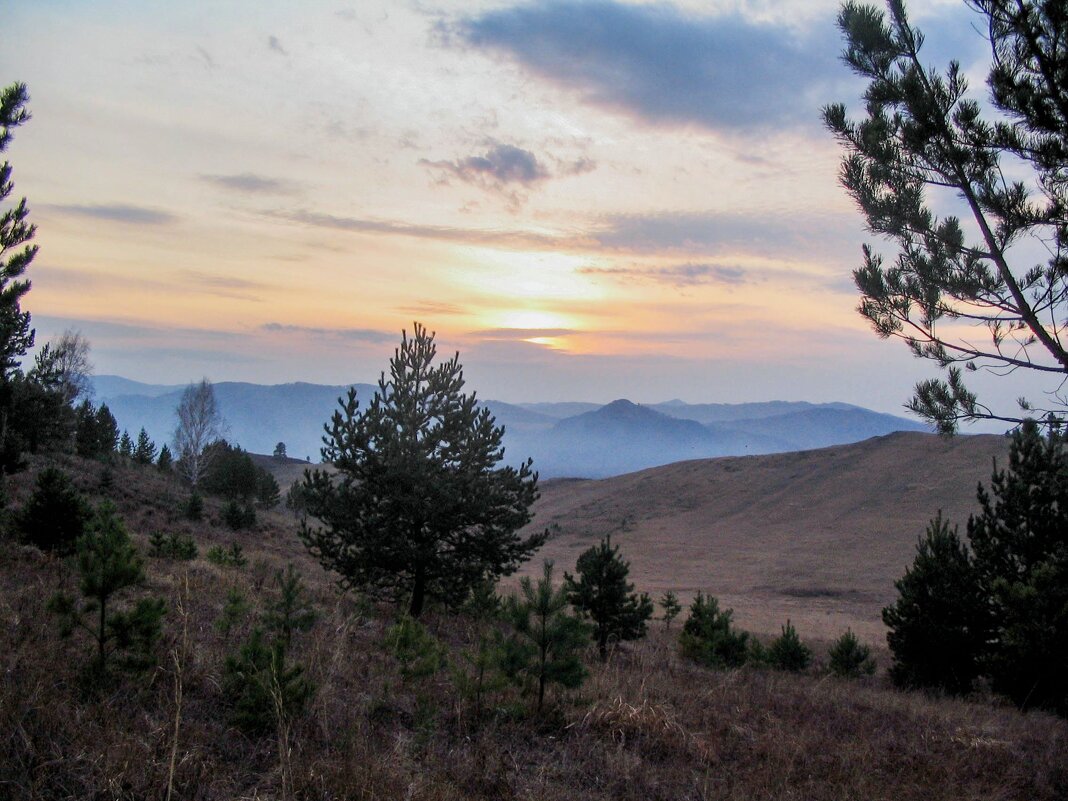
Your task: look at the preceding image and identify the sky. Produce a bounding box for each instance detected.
[0,0,1037,422]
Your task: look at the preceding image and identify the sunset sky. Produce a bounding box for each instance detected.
[0,0,1031,421]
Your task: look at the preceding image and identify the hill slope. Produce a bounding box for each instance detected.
[518,431,1009,641]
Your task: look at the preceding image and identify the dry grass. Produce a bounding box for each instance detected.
[519,431,1012,642]
[0,453,1065,800]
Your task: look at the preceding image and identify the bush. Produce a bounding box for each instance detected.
[183,492,203,521]
[679,592,749,669]
[222,628,313,736]
[221,565,317,736]
[499,561,589,713]
[147,531,198,560]
[767,620,812,673]
[222,500,255,530]
[47,502,165,682]
[207,543,247,568]
[16,467,89,553]
[829,629,876,678]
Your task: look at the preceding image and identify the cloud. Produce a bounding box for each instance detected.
[425,143,550,188]
[397,301,466,317]
[578,262,750,287]
[469,328,580,340]
[271,208,591,251]
[455,1,840,132]
[201,173,298,194]
[273,206,859,260]
[47,204,177,225]
[180,270,267,301]
[267,35,287,55]
[260,322,393,343]
[591,210,860,257]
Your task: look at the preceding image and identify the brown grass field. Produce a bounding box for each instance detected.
[2,439,1067,800]
[519,431,1010,644]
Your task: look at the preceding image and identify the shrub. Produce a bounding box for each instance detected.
[679,592,749,669]
[500,560,589,712]
[386,615,447,683]
[222,628,313,735]
[829,629,876,678]
[215,586,251,636]
[207,543,247,568]
[221,565,317,736]
[147,531,198,560]
[16,467,89,553]
[183,492,203,521]
[222,500,255,530]
[767,620,812,672]
[659,591,682,630]
[47,502,165,682]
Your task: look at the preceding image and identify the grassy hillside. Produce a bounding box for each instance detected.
[1,449,1065,799]
[520,431,1010,642]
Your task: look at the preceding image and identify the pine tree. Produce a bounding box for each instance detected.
[967,420,1068,713]
[824,1,1068,430]
[499,561,589,712]
[157,443,173,472]
[133,427,156,465]
[564,536,653,660]
[118,430,133,458]
[95,403,119,455]
[263,565,317,651]
[222,563,317,735]
[15,467,89,553]
[300,323,545,617]
[222,628,313,735]
[679,592,749,669]
[829,629,877,678]
[255,470,280,510]
[47,502,165,680]
[0,83,37,474]
[767,620,812,673]
[882,512,989,695]
[659,590,682,631]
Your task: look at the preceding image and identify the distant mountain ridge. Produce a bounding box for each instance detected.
[91,375,929,479]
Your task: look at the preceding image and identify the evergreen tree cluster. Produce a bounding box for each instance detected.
[883,420,1068,714]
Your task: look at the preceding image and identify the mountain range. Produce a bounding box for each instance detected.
[90,376,929,479]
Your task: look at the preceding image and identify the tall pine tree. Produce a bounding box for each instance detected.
[300,323,545,616]
[0,83,37,473]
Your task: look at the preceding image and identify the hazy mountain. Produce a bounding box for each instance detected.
[712,406,927,451]
[92,377,375,462]
[92,376,929,478]
[652,399,855,424]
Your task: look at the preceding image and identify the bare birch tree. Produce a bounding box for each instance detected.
[172,379,224,486]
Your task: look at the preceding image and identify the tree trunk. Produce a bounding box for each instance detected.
[409,568,426,618]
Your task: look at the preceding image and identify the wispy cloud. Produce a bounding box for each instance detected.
[181,270,268,301]
[469,327,580,340]
[397,301,466,317]
[578,262,750,287]
[201,173,299,194]
[47,204,177,225]
[260,322,393,343]
[271,208,591,251]
[455,1,840,133]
